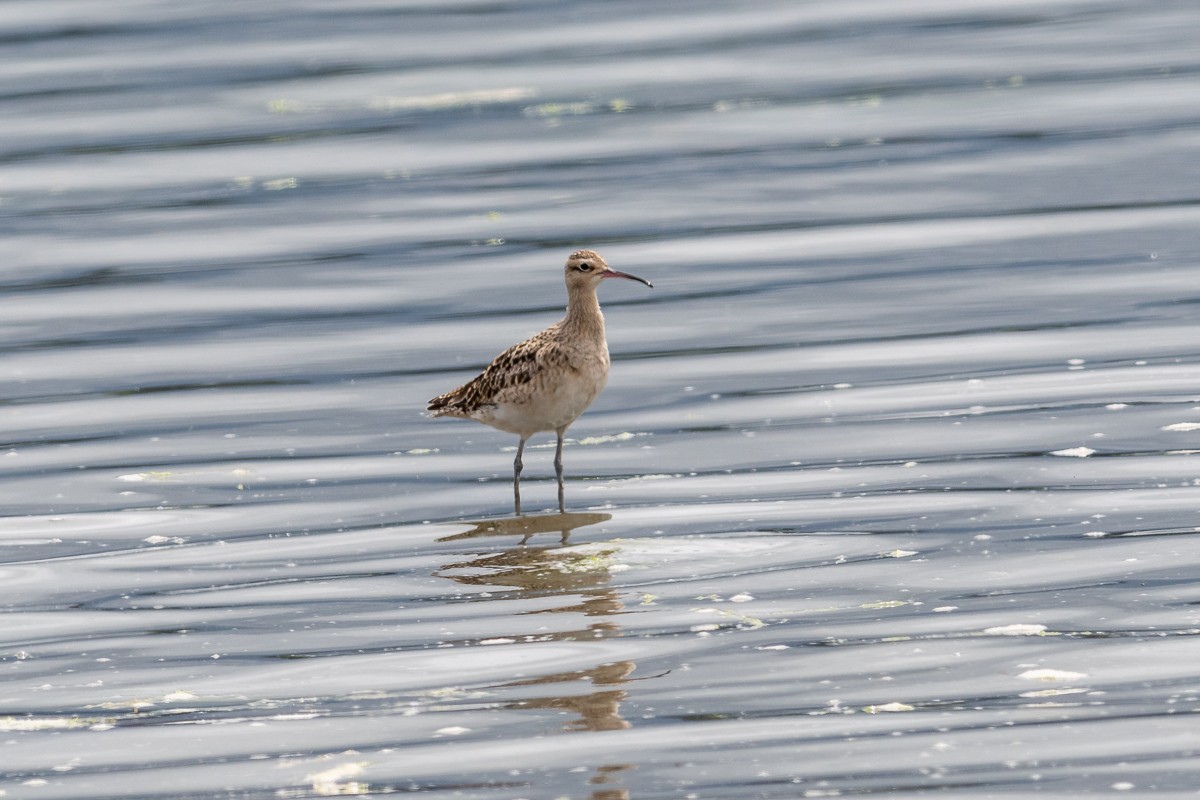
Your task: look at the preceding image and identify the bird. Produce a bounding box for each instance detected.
[428,249,652,515]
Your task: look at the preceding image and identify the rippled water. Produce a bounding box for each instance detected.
[5,1,1200,797]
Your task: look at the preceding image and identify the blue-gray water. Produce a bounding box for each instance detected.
[4,1,1200,797]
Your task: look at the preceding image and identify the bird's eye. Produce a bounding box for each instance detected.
[578,263,592,272]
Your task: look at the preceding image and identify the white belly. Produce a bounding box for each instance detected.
[475,364,608,437]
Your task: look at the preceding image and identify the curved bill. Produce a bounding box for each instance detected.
[600,269,653,288]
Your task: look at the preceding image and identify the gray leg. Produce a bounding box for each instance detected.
[514,437,527,516]
[554,428,566,513]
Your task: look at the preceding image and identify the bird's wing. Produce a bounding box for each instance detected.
[428,329,567,413]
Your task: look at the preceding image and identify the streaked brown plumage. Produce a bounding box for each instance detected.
[428,249,652,514]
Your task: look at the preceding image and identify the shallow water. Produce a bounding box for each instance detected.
[4,1,1200,797]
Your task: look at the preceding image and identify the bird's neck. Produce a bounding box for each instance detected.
[561,285,606,342]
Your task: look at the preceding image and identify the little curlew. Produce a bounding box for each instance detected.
[427,250,652,514]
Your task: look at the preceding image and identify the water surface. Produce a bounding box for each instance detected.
[4,1,1200,797]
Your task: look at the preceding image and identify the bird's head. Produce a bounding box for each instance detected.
[564,249,653,291]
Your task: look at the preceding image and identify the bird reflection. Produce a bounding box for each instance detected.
[437,510,611,546]
[434,509,636,795]
[434,511,621,620]
[502,660,636,731]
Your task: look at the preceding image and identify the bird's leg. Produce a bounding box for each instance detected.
[513,437,527,516]
[554,427,566,513]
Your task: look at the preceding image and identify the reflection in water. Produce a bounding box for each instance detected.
[588,764,635,800]
[504,660,635,731]
[437,511,613,545]
[436,511,633,795]
[435,512,622,634]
